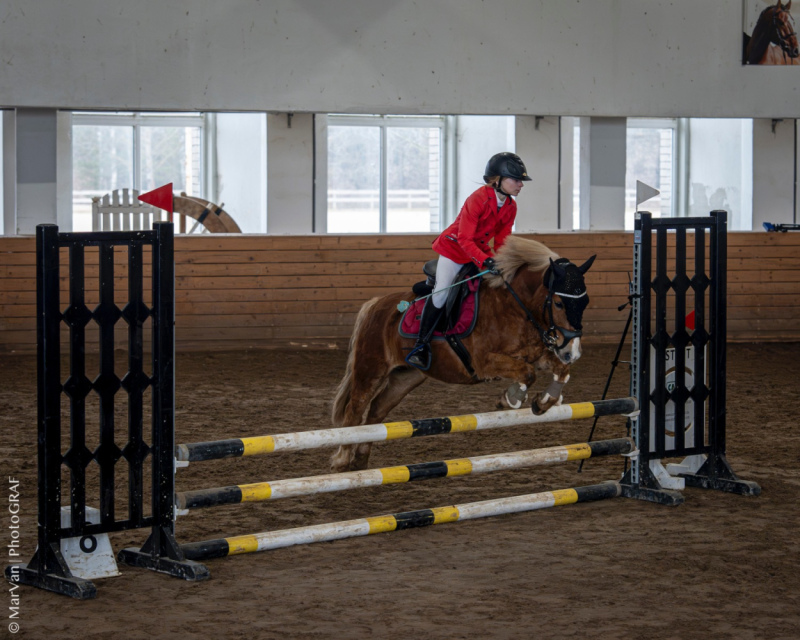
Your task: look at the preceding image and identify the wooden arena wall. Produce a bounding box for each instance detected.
[1,231,798,354]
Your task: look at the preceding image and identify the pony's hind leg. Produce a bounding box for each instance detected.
[330,443,360,473]
[331,367,426,472]
[364,366,427,425]
[329,362,394,473]
[347,367,427,470]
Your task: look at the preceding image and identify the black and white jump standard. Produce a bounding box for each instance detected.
[3,223,209,600]
[620,211,760,505]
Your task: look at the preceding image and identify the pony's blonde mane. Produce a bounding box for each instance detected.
[487,235,560,288]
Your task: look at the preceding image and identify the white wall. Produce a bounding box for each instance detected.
[15,109,58,234]
[2,112,14,235]
[752,118,796,229]
[215,113,267,233]
[1,1,798,118]
[267,113,314,234]
[579,117,627,230]
[56,111,73,231]
[515,115,560,231]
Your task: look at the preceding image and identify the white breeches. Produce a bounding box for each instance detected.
[431,256,467,308]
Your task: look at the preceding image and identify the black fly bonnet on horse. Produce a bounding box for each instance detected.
[544,257,593,331]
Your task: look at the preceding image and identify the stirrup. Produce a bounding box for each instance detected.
[405,343,432,371]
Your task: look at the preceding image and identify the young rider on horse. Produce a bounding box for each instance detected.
[405,151,531,370]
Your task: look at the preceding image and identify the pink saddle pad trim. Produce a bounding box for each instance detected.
[400,277,480,338]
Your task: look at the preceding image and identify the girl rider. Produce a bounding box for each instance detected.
[406,151,531,370]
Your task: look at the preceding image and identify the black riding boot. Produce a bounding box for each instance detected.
[405,299,443,370]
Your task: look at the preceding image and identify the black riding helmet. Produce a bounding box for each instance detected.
[483,152,532,183]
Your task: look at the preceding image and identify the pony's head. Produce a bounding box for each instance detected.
[542,256,595,363]
[765,0,798,57]
[489,236,595,364]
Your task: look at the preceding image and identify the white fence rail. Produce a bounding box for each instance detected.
[328,189,432,210]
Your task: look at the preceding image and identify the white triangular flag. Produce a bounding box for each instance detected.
[636,180,660,208]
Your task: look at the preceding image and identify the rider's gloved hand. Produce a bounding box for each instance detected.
[482,257,500,274]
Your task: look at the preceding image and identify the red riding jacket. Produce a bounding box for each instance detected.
[432,185,517,267]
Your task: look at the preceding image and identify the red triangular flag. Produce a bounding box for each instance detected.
[138,183,174,213]
[685,310,696,331]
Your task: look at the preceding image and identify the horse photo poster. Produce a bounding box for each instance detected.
[743,0,800,65]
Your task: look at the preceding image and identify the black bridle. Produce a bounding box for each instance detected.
[502,271,585,352]
[772,8,798,57]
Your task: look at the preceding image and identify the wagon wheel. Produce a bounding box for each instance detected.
[173,193,243,234]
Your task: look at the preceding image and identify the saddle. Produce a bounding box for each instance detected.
[399,260,481,375]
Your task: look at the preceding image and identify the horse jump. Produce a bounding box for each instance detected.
[8,212,760,599]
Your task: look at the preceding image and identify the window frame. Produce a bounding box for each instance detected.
[626,117,688,219]
[71,111,209,197]
[322,113,448,233]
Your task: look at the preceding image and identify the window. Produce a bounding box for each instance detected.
[72,112,205,231]
[625,118,678,229]
[326,115,444,233]
[571,117,682,230]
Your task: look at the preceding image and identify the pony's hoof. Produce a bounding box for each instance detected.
[531,400,544,415]
[504,382,528,409]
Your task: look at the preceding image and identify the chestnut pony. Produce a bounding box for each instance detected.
[745,0,799,65]
[330,236,595,472]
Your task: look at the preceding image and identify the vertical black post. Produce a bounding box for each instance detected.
[710,210,727,454]
[673,227,687,452]
[678,211,758,495]
[652,226,668,461]
[39,225,64,563]
[637,213,652,460]
[126,241,147,525]
[66,243,87,536]
[692,228,707,450]
[152,221,175,538]
[5,225,97,599]
[620,213,683,505]
[96,244,119,526]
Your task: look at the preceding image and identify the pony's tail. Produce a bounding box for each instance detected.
[331,297,380,427]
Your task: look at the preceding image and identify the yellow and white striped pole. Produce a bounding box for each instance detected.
[176,397,637,463]
[180,482,621,561]
[176,438,632,511]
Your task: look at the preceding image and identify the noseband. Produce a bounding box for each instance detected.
[502,269,586,352]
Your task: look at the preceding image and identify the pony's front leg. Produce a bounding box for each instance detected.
[501,381,530,409]
[531,361,571,415]
[478,353,537,410]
